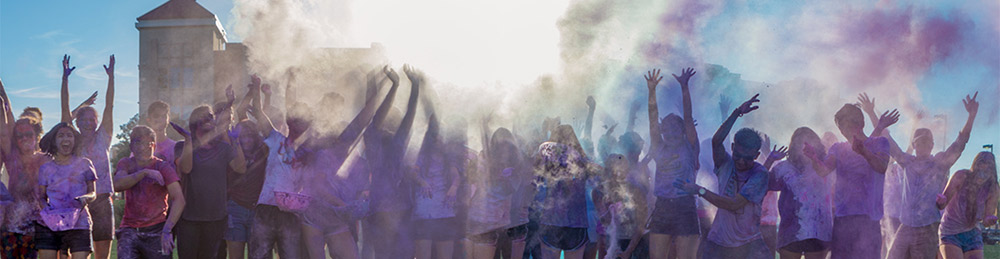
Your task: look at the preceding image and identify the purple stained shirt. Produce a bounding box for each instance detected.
[939,182,991,235]
[535,142,591,228]
[896,152,956,227]
[829,137,889,220]
[883,162,904,219]
[769,161,833,249]
[652,140,698,199]
[38,156,97,230]
[81,128,113,194]
[706,154,769,248]
[413,153,457,219]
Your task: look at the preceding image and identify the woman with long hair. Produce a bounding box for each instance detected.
[936,152,998,259]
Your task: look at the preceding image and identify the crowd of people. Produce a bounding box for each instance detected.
[0,55,996,259]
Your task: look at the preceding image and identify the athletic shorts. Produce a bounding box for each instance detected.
[539,225,588,251]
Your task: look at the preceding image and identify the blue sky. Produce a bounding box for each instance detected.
[0,0,237,135]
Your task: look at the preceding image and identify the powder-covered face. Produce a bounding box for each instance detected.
[146,110,169,133]
[911,129,934,156]
[14,123,39,153]
[130,135,155,162]
[732,142,760,171]
[75,109,98,133]
[55,127,76,156]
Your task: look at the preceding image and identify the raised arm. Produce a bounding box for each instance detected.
[942,92,978,165]
[674,68,701,170]
[0,78,12,155]
[583,96,596,142]
[61,55,76,123]
[858,93,881,133]
[171,122,194,174]
[391,65,422,149]
[248,75,276,134]
[713,94,760,168]
[364,66,402,141]
[329,69,386,158]
[100,55,115,135]
[645,69,663,158]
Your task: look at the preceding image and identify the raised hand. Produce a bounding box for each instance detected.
[672,67,696,86]
[735,94,761,116]
[876,109,900,131]
[768,145,788,161]
[62,55,76,77]
[403,64,423,86]
[644,69,662,91]
[963,92,979,116]
[803,142,817,159]
[586,96,596,108]
[383,65,400,85]
[103,55,115,77]
[82,91,98,106]
[857,92,875,113]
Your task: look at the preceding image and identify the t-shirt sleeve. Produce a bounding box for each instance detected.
[739,165,769,205]
[82,159,98,182]
[768,163,785,191]
[158,160,181,185]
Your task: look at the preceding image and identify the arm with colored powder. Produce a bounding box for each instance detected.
[941,93,978,166]
[60,55,76,123]
[674,67,701,170]
[99,55,116,136]
[645,69,664,166]
[713,94,760,169]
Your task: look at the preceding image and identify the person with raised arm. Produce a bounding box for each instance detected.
[0,77,52,259]
[803,100,897,259]
[35,122,97,259]
[535,125,595,259]
[768,127,834,259]
[59,55,116,259]
[297,67,390,259]
[675,93,770,259]
[173,104,246,259]
[362,64,422,259]
[858,92,979,259]
[593,153,650,259]
[242,72,309,259]
[644,68,701,259]
[412,103,463,259]
[113,126,185,258]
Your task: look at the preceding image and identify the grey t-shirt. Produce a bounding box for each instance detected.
[177,140,234,221]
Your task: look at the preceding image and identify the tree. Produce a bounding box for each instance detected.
[110,113,140,171]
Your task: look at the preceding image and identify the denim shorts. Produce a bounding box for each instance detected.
[649,196,701,235]
[224,200,254,242]
[940,228,983,252]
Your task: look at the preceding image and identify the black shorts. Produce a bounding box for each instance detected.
[649,196,701,235]
[413,217,463,241]
[539,225,588,251]
[34,223,93,253]
[781,238,829,253]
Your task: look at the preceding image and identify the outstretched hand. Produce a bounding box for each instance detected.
[82,91,98,106]
[103,55,115,77]
[963,92,979,116]
[875,109,900,132]
[383,65,400,85]
[672,67,696,86]
[62,55,76,78]
[735,94,760,116]
[403,64,423,86]
[768,145,788,161]
[586,96,596,108]
[644,69,662,91]
[857,92,875,114]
